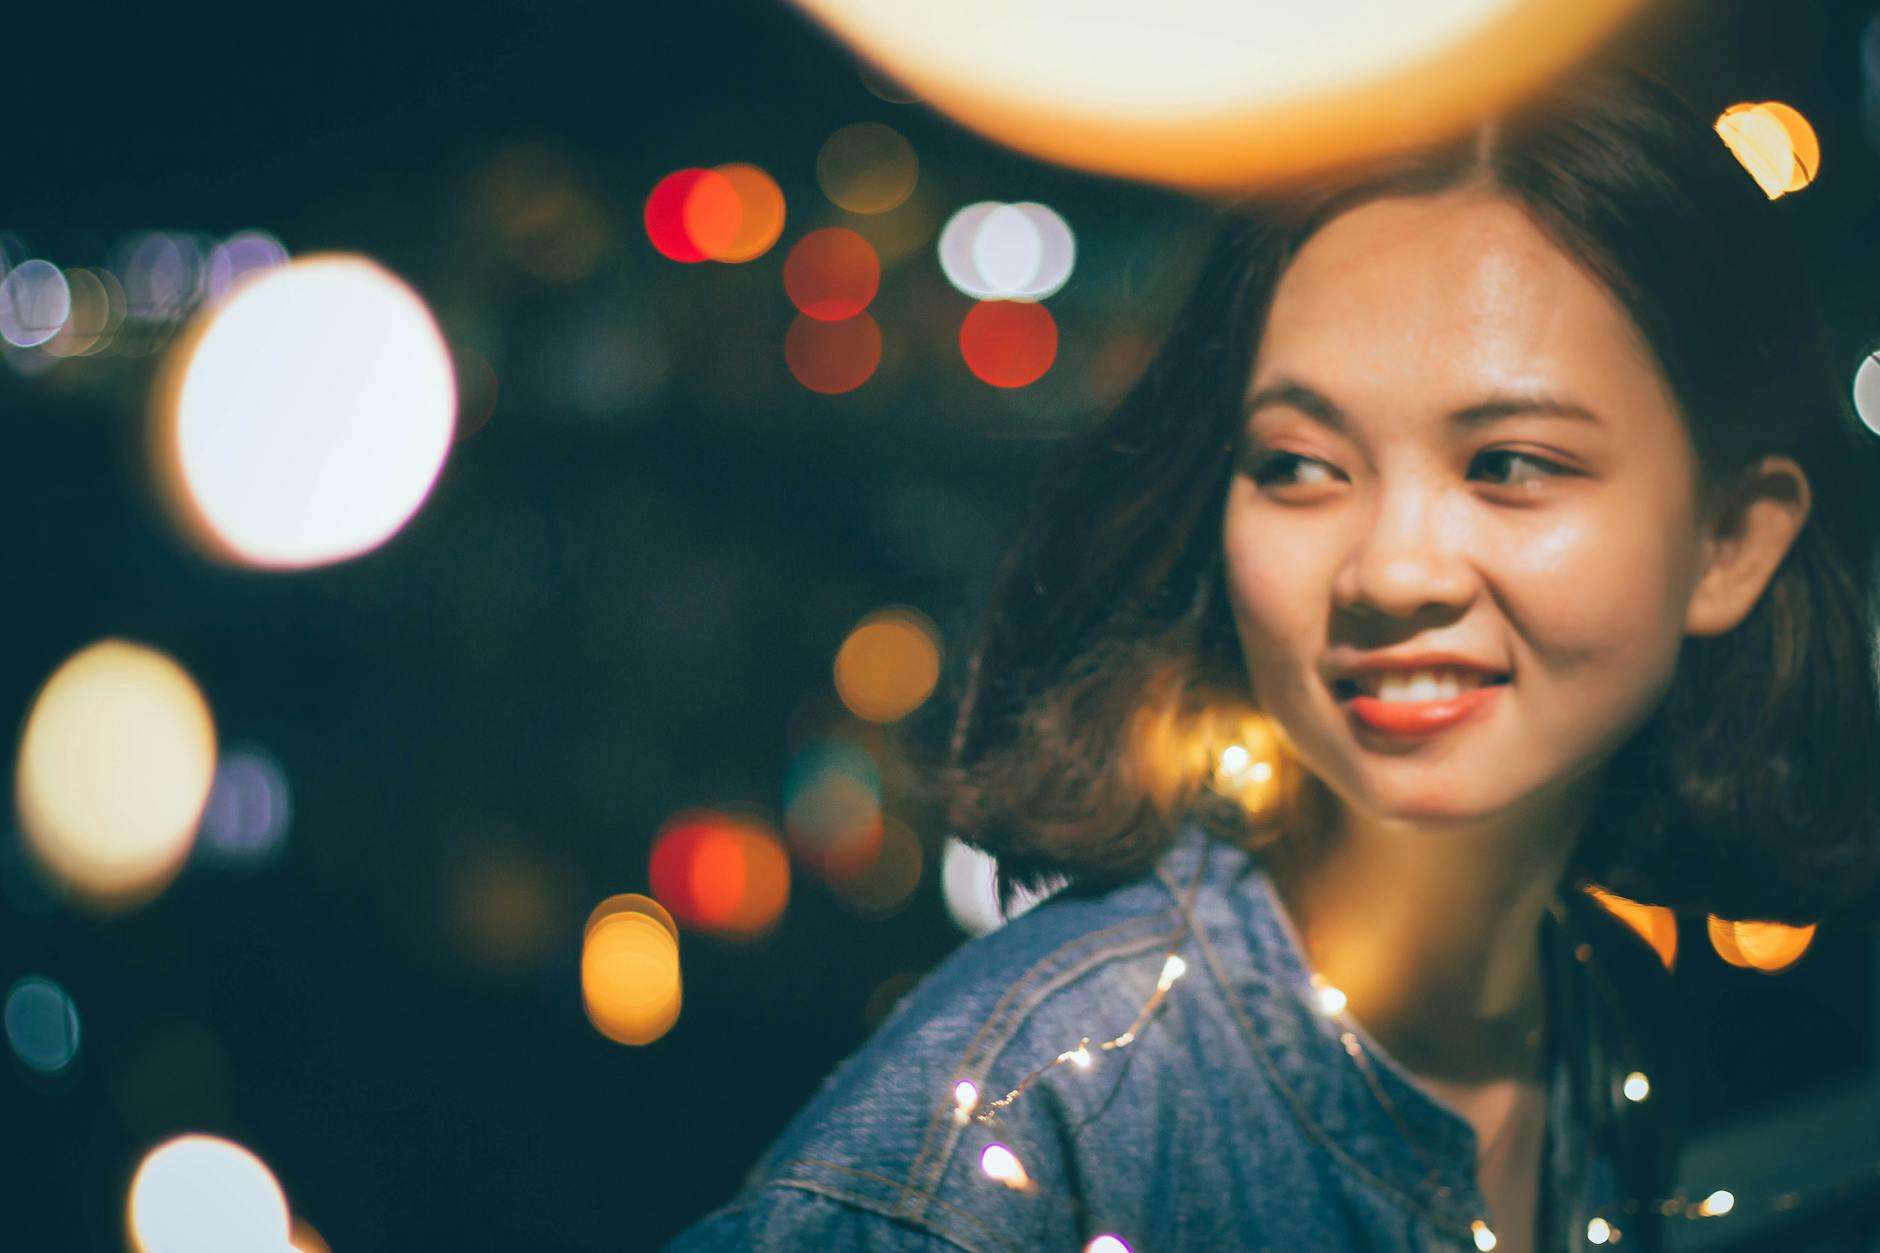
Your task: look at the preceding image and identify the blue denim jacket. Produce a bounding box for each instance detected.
[670,823,1681,1251]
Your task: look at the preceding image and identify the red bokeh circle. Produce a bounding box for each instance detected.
[782,228,880,321]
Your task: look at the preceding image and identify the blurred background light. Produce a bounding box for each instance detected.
[1708,916,1818,974]
[196,746,293,865]
[784,311,881,394]
[783,227,880,320]
[581,894,683,1045]
[44,267,120,357]
[784,740,884,880]
[117,233,204,320]
[1852,351,1880,437]
[644,167,739,263]
[0,259,72,348]
[160,254,457,569]
[701,162,787,262]
[289,1219,330,1253]
[4,974,81,1074]
[648,810,791,938]
[15,640,217,911]
[938,202,1003,299]
[1714,101,1820,198]
[203,231,290,304]
[128,1134,292,1253]
[833,606,941,722]
[980,202,1075,300]
[791,0,1645,191]
[817,122,919,214]
[940,837,1052,936]
[826,815,922,917]
[477,146,612,283]
[1583,885,1678,971]
[959,300,1058,388]
[447,839,564,976]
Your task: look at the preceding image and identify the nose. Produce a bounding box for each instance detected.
[1331,477,1480,619]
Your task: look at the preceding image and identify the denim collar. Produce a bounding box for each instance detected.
[1155,821,1626,1244]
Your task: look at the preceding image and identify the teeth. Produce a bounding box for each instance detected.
[1356,668,1488,702]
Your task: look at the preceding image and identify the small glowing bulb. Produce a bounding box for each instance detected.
[1219,744,1251,775]
[1070,1045,1092,1069]
[1250,760,1274,783]
[1698,1189,1735,1217]
[1085,1236,1133,1253]
[1472,1219,1498,1250]
[1315,983,1348,1015]
[1587,1216,1612,1244]
[980,1143,1029,1188]
[1623,1071,1651,1102]
[1157,954,1187,989]
[953,1079,979,1123]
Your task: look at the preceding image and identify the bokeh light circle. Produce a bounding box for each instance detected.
[971,204,1044,296]
[791,0,1645,192]
[4,975,81,1073]
[165,254,456,569]
[1854,352,1880,438]
[784,741,884,880]
[1008,203,1076,299]
[16,640,217,910]
[1715,101,1820,199]
[785,312,882,394]
[704,163,787,262]
[581,900,683,1046]
[680,171,745,261]
[938,202,1003,299]
[197,747,293,864]
[1708,915,1817,973]
[128,1134,291,1253]
[783,227,880,321]
[817,122,919,214]
[959,300,1058,388]
[834,606,941,722]
[1583,886,1678,971]
[0,259,72,348]
[645,168,738,263]
[828,816,923,917]
[648,810,791,937]
[940,201,1076,301]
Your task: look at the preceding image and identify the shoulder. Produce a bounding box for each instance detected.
[671,842,1210,1252]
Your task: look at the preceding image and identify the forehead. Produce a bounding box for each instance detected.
[1251,192,1669,418]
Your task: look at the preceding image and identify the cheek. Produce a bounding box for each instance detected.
[1500,509,1695,726]
[1221,516,1326,690]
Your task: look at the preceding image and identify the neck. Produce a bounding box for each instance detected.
[1265,781,1589,1084]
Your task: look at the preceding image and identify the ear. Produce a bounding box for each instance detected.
[1683,454,1813,638]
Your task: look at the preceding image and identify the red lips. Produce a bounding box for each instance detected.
[1341,684,1504,736]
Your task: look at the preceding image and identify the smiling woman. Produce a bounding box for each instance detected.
[670,64,1880,1253]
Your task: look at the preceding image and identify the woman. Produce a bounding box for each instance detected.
[671,64,1880,1251]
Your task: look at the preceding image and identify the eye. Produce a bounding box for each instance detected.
[1471,449,1571,489]
[1250,452,1341,488]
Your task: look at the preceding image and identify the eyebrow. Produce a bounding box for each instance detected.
[1242,378,1603,433]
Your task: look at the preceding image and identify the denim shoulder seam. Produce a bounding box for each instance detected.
[897,885,1188,1226]
[1162,861,1472,1236]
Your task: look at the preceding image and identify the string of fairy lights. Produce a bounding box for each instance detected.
[929,748,1875,1253]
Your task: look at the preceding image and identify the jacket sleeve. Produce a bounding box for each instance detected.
[667,1182,972,1251]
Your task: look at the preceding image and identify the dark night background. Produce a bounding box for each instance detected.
[5,2,1880,1249]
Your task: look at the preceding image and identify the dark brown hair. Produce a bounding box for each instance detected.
[940,64,1880,924]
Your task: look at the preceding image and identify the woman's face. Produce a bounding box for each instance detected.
[1222,191,1712,828]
